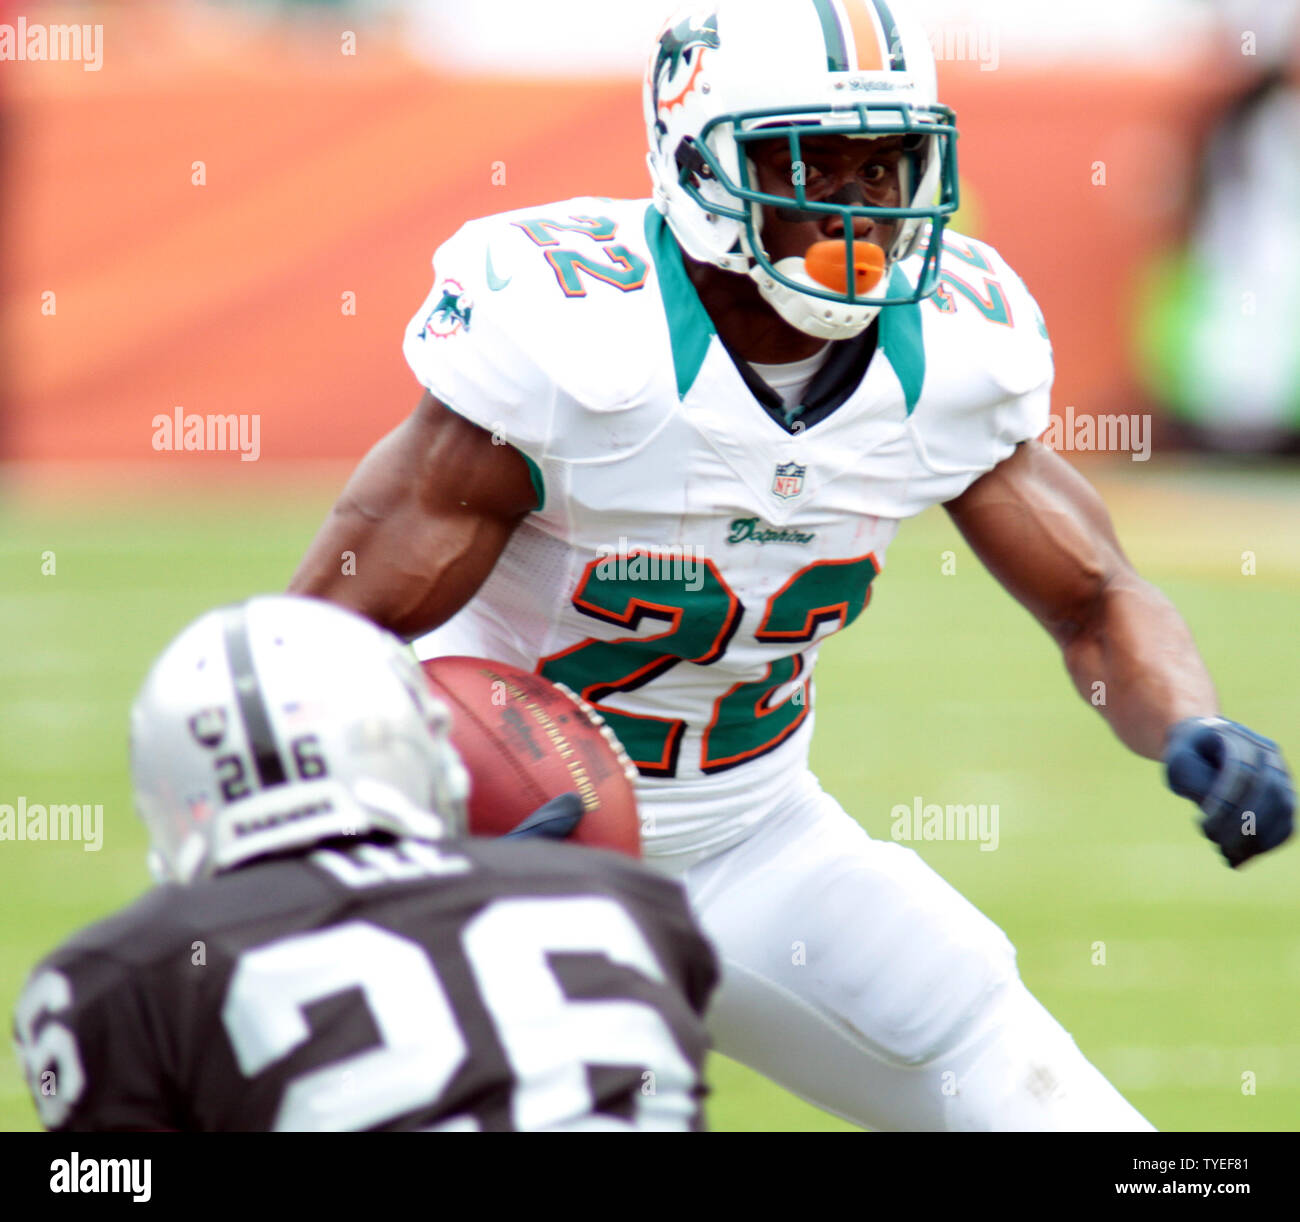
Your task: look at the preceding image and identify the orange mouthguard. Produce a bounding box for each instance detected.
[804,240,886,295]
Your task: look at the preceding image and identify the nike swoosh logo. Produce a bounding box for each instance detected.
[485,247,512,292]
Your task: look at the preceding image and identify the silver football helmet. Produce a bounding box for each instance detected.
[130,595,469,884]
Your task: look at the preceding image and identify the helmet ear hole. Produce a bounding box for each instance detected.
[675,138,712,184]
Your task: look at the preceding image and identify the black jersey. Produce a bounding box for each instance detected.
[14,836,717,1131]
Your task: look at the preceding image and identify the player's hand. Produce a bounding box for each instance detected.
[1163,717,1295,868]
[502,792,585,842]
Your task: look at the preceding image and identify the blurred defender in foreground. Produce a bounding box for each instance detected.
[14,596,715,1131]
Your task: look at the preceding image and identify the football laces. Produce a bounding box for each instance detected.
[551,681,640,786]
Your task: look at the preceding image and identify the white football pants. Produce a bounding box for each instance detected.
[651,773,1154,1131]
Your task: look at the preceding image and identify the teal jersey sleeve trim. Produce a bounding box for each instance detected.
[518,448,546,512]
[879,265,926,415]
[644,205,716,399]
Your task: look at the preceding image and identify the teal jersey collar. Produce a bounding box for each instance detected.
[645,204,925,413]
[645,205,715,399]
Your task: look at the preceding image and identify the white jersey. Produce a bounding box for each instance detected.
[404,197,1052,863]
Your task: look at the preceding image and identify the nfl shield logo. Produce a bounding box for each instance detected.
[772,461,806,500]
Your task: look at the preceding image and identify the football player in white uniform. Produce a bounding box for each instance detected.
[292,0,1295,1130]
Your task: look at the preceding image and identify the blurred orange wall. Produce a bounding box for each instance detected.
[2,17,1235,463]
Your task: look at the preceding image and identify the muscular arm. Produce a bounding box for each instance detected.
[289,392,537,640]
[945,440,1218,759]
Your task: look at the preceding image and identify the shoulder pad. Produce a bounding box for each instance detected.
[404,198,675,468]
[899,230,1054,482]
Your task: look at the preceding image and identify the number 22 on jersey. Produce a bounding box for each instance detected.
[513,215,649,298]
[541,551,879,778]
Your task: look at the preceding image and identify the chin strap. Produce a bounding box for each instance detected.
[739,188,883,341]
[747,257,881,342]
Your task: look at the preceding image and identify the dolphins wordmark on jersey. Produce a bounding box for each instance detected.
[404,197,1052,860]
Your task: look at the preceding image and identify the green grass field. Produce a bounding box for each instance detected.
[2,460,1297,1132]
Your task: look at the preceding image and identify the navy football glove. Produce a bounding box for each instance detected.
[502,792,585,843]
[1164,717,1295,868]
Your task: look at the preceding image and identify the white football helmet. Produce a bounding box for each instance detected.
[130,595,469,884]
[644,0,958,340]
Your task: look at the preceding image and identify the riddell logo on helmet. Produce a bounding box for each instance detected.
[231,798,337,838]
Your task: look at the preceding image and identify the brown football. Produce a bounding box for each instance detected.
[421,656,642,857]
